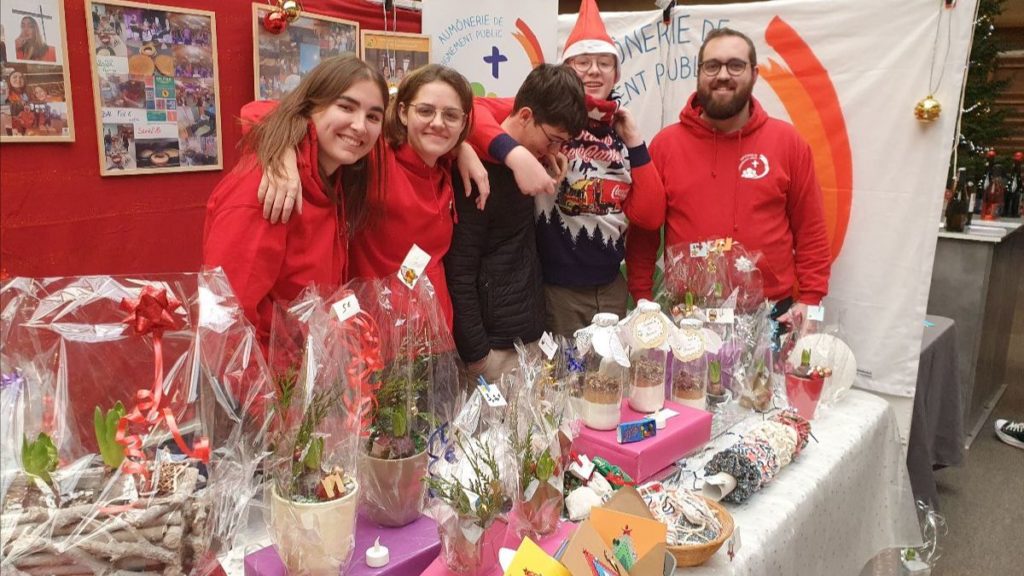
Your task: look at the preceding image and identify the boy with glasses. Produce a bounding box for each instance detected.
[466,0,666,337]
[445,64,587,383]
[627,27,832,334]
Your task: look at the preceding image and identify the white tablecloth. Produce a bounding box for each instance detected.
[682,390,923,576]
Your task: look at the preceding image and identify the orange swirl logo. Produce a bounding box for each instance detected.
[759,16,853,260]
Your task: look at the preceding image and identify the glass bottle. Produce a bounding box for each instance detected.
[578,313,627,430]
[944,168,968,232]
[981,164,1006,221]
[625,300,672,413]
[669,319,708,410]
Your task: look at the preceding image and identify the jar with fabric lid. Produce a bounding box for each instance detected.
[669,318,708,410]
[574,313,629,430]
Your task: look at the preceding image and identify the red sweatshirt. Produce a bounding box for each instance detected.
[203,124,346,347]
[349,143,456,328]
[626,94,831,305]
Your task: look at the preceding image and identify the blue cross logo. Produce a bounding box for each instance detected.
[483,46,508,79]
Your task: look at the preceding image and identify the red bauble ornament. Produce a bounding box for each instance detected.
[263,9,287,34]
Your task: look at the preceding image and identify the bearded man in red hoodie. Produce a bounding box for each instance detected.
[627,28,831,331]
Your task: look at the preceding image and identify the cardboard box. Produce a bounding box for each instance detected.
[573,400,712,484]
[243,514,440,576]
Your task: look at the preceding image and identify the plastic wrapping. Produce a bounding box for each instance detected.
[0,271,270,576]
[347,275,461,528]
[424,389,515,576]
[785,312,856,418]
[732,303,777,413]
[265,285,375,574]
[506,341,572,541]
[574,313,630,431]
[620,300,675,414]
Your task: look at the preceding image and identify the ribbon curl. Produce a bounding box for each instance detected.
[337,309,384,431]
[116,286,210,482]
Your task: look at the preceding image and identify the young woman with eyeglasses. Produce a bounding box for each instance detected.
[248,64,487,329]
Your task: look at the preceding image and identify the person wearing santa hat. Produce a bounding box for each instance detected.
[467,0,666,337]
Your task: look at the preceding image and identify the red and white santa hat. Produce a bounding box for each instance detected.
[561,0,619,80]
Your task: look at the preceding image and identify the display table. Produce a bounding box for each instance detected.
[927,218,1023,444]
[906,315,964,509]
[681,391,922,576]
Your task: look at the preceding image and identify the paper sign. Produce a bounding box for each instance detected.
[539,331,557,360]
[476,376,507,408]
[102,108,148,124]
[807,305,826,322]
[97,55,128,76]
[332,294,360,322]
[134,122,178,140]
[689,241,709,258]
[672,330,705,362]
[397,244,431,289]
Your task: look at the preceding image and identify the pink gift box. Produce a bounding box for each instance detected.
[573,400,712,484]
[244,513,440,576]
[420,517,575,576]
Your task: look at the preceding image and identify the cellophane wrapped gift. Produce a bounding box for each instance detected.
[347,275,461,528]
[784,313,852,420]
[265,285,380,574]
[506,340,578,541]
[424,387,514,576]
[0,272,270,576]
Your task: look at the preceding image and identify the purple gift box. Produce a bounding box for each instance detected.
[244,514,440,576]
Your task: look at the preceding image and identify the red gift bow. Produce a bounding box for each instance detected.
[116,286,210,481]
[338,311,384,431]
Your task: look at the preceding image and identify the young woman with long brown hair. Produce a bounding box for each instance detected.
[203,55,388,346]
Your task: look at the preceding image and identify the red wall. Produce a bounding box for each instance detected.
[0,0,420,278]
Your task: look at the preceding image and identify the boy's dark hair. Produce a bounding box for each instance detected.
[512,64,587,137]
[699,28,758,67]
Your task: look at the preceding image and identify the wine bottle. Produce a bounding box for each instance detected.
[1003,152,1022,218]
[965,180,977,226]
[976,150,996,215]
[945,168,968,232]
[981,164,1006,221]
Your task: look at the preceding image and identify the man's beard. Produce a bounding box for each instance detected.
[697,79,753,120]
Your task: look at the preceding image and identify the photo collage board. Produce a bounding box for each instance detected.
[1,0,74,142]
[86,0,221,176]
[252,4,359,100]
[360,30,430,93]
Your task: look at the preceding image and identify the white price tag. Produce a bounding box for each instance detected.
[331,293,360,322]
[807,305,825,322]
[475,376,507,407]
[397,244,431,289]
[539,331,557,360]
[689,241,709,258]
[705,308,735,324]
[728,526,742,561]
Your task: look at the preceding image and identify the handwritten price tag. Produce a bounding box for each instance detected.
[539,332,557,360]
[476,376,507,408]
[332,294,361,322]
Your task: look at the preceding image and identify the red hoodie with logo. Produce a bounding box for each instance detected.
[626,94,831,304]
[204,103,346,347]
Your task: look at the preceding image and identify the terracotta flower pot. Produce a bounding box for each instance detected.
[269,481,359,575]
[358,449,428,527]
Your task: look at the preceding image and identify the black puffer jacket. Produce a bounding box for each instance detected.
[444,162,545,364]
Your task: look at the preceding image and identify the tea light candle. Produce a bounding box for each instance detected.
[365,537,389,568]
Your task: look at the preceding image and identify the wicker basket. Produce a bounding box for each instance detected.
[667,498,735,567]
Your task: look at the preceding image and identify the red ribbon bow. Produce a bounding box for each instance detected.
[116,286,210,482]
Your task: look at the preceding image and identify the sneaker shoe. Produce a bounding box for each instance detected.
[994,419,1024,450]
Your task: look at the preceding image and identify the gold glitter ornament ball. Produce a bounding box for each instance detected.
[281,0,302,22]
[914,95,942,122]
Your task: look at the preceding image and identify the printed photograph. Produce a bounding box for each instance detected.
[1,62,69,137]
[173,44,213,79]
[98,74,147,109]
[361,31,429,89]
[168,13,211,47]
[253,6,358,100]
[134,136,180,169]
[102,122,136,170]
[1,0,63,64]
[89,2,128,58]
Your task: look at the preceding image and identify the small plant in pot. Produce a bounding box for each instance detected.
[360,343,434,527]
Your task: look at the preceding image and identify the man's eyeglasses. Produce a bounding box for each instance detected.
[537,122,568,148]
[699,59,750,77]
[568,56,616,74]
[406,103,467,126]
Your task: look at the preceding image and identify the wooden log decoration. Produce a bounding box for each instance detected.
[1,463,208,574]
